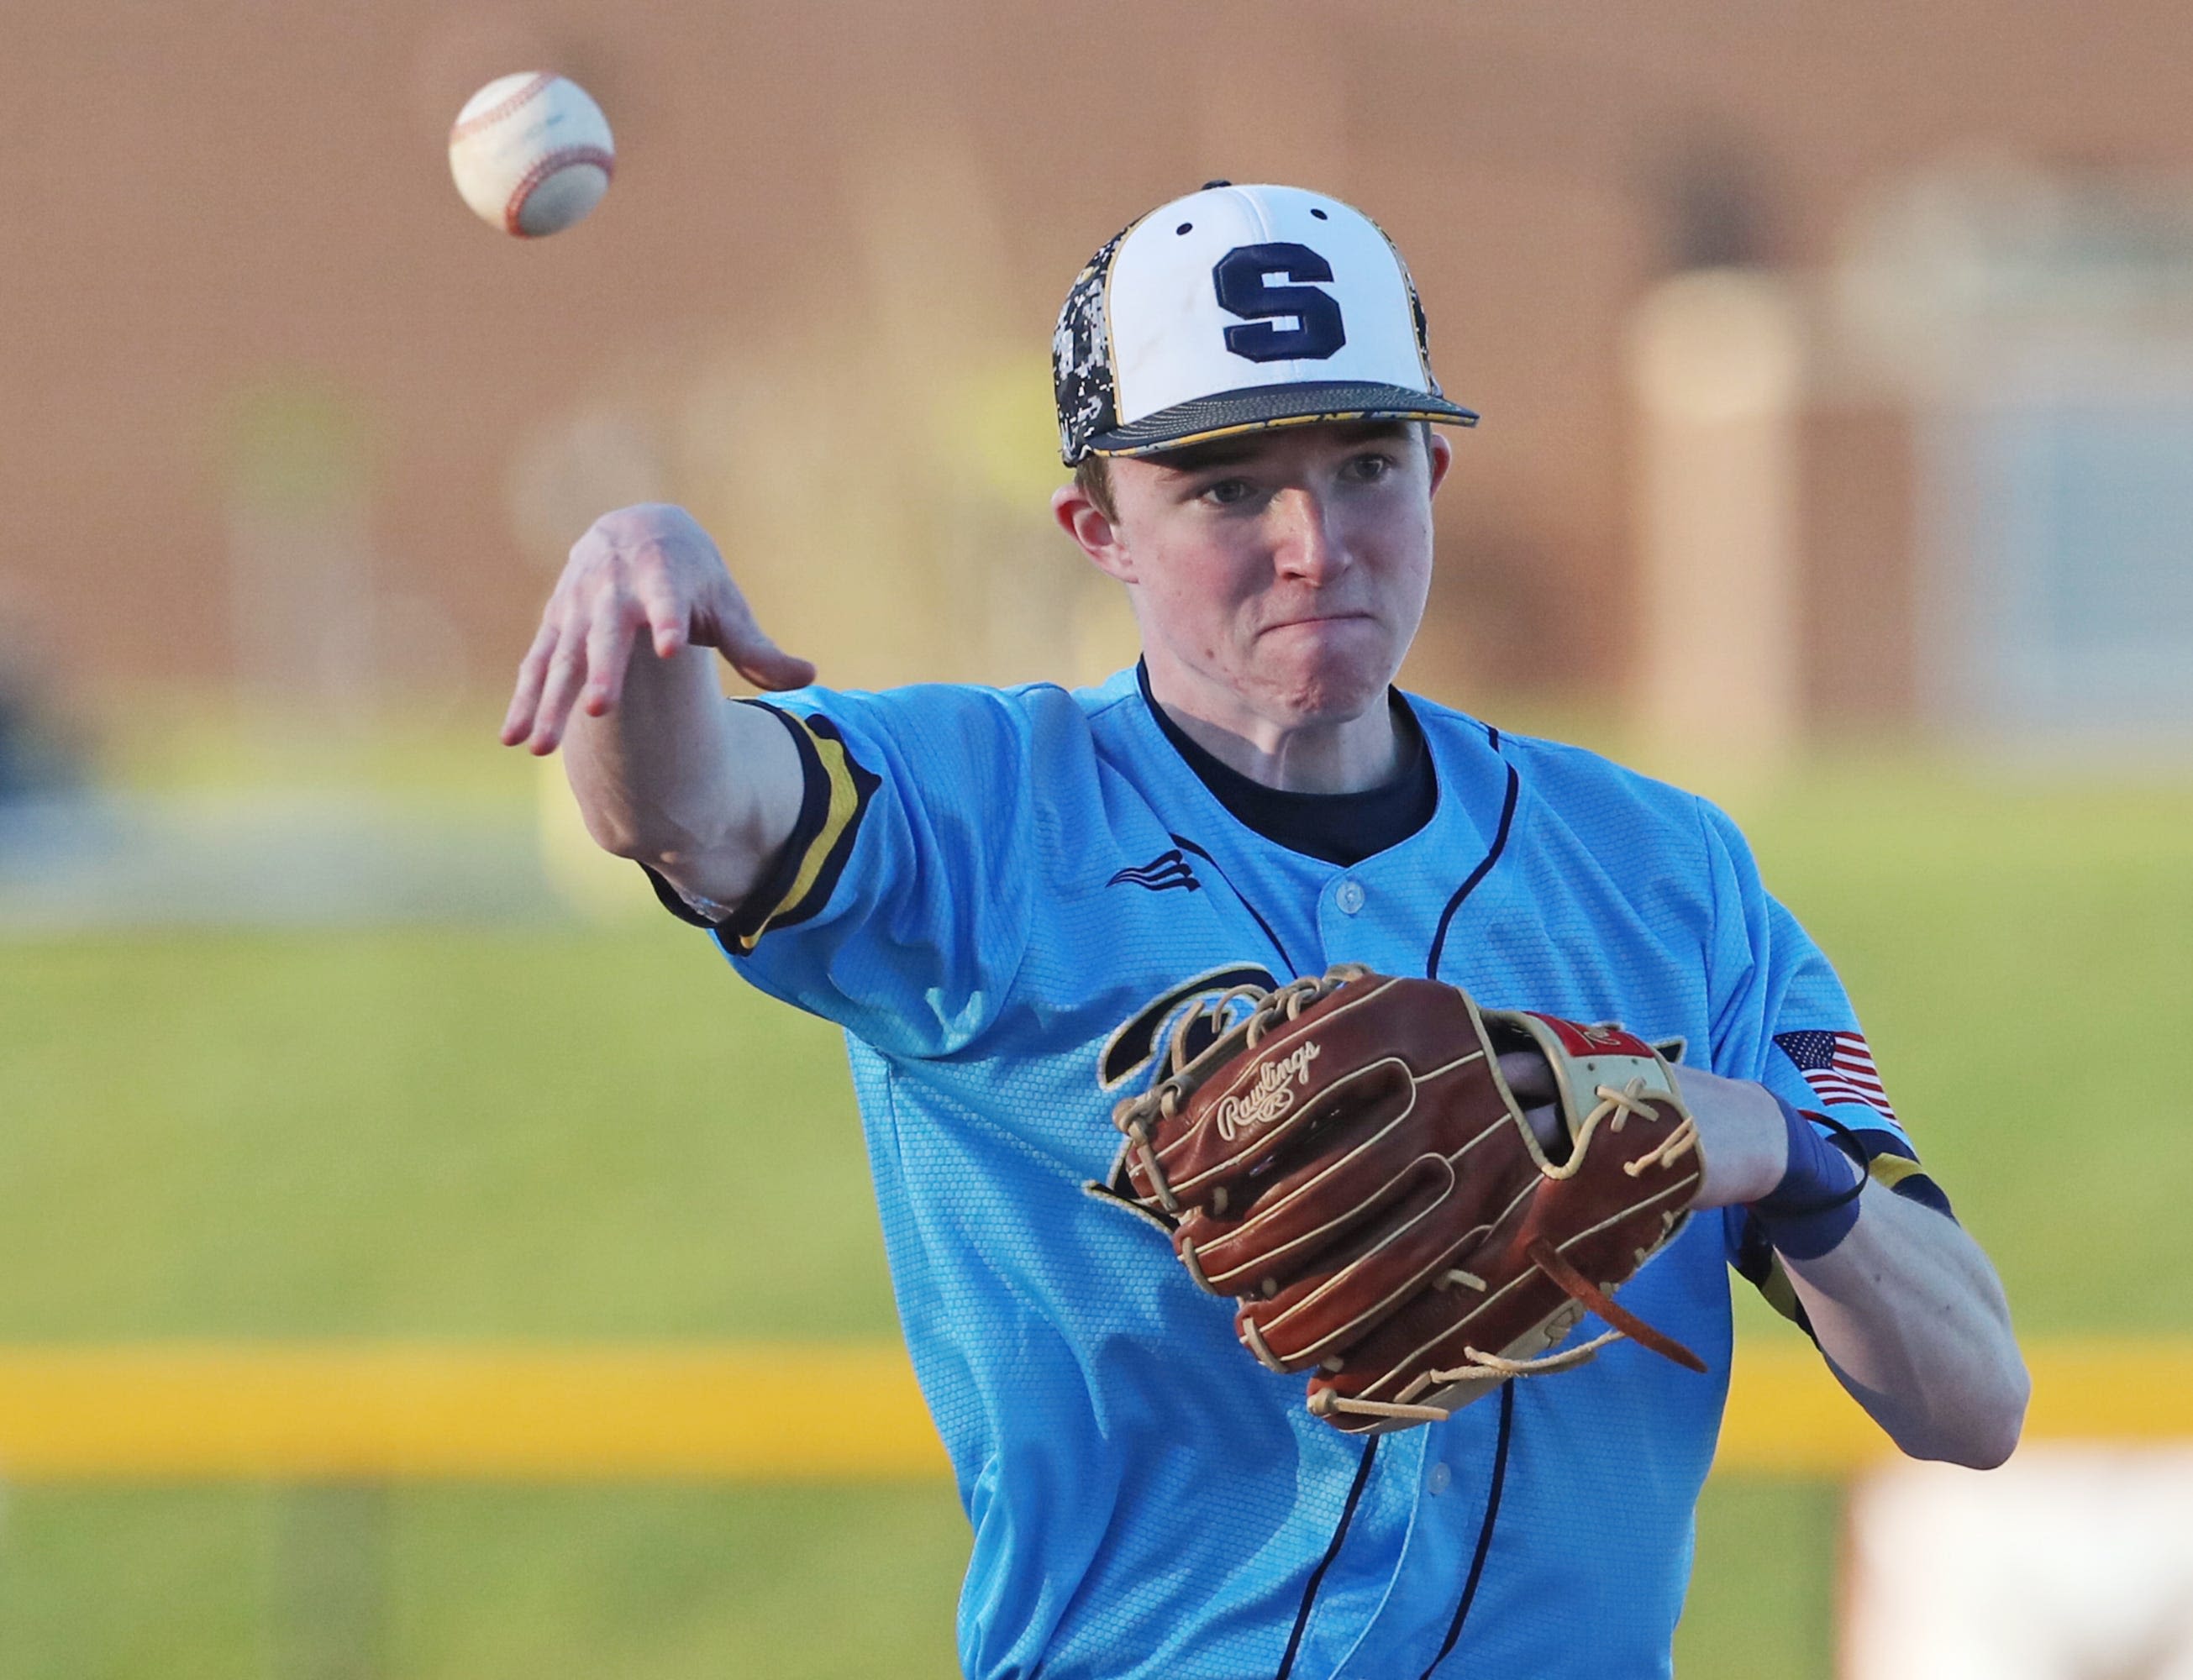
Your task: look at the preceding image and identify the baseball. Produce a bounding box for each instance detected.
[448,73,614,239]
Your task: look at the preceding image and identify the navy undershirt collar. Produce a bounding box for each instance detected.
[1136,661,1438,868]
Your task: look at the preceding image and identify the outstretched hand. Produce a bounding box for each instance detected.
[500,503,816,755]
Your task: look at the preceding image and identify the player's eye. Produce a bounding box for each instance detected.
[1340,451,1396,484]
[1201,477,1257,507]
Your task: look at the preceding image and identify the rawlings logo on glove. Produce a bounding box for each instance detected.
[1213,1040,1321,1141]
[1112,966,1710,1434]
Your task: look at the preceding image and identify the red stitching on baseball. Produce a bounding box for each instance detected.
[502,145,615,236]
[449,72,556,143]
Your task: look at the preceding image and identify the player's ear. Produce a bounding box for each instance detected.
[1053,480,1139,584]
[1425,428,1454,498]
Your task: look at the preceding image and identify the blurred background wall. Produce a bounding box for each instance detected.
[6,0,2191,754]
[3,7,2191,1677]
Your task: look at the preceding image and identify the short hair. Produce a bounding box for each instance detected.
[1072,421,1434,526]
[1073,454,1118,523]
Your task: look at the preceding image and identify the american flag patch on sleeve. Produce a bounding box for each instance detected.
[1774,1029,1899,1124]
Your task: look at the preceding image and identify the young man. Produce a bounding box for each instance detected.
[502,183,2025,1679]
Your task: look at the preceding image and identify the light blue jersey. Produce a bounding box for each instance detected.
[661,667,1928,1680]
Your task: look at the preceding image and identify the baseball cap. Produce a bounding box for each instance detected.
[1053,181,1478,465]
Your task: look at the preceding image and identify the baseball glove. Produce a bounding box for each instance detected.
[1112,966,1709,1434]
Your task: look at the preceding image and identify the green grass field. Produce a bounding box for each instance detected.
[1,758,2186,1677]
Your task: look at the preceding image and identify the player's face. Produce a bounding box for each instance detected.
[1087,422,1450,729]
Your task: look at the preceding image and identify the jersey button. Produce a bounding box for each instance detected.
[1335,879,1366,916]
[1428,1462,1452,1496]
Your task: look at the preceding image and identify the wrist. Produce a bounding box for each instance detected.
[1752,1097,1867,1259]
[1675,1066,1787,1207]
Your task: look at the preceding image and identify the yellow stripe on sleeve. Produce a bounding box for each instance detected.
[729,724,868,954]
[1867,1154,1925,1192]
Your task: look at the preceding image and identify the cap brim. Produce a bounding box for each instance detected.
[1083,381,1479,459]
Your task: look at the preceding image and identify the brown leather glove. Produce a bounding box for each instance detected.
[1112,966,1710,1435]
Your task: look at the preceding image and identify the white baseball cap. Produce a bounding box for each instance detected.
[1053,181,1478,465]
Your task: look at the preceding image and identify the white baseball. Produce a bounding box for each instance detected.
[448,73,615,239]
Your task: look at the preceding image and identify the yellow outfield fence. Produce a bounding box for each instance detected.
[0,1337,2182,1483]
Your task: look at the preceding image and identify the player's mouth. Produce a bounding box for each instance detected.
[1260,611,1379,636]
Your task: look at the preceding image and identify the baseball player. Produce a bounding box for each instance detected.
[502,183,2026,1678]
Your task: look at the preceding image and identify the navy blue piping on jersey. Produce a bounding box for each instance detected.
[1416,732,1518,1672]
[1419,1383,1515,1677]
[1423,757,1518,983]
[1170,834,1301,978]
[1273,1437,1380,1680]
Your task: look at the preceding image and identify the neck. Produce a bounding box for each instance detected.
[1139,658,1401,794]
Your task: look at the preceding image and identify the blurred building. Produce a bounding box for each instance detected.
[4,0,2190,748]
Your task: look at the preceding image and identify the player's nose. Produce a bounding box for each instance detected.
[1269,486,1349,584]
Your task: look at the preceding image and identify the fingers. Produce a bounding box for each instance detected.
[723,631,818,693]
[704,575,815,691]
[498,619,561,747]
[1496,1049,1556,1106]
[502,596,647,754]
[527,632,589,755]
[580,597,643,720]
[631,568,689,660]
